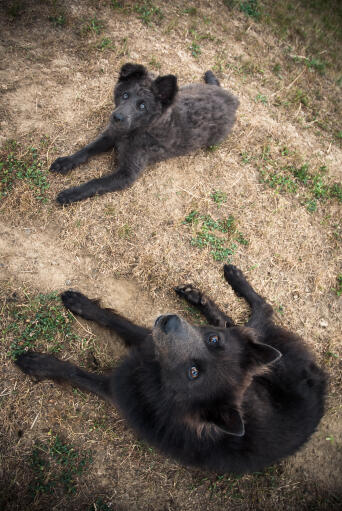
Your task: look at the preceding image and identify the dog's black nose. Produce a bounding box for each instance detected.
[160,315,181,334]
[113,112,124,122]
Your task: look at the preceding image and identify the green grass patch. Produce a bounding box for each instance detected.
[134,1,163,26]
[29,433,92,497]
[49,13,66,28]
[0,143,49,202]
[189,42,201,58]
[4,292,84,359]
[249,143,342,211]
[183,210,248,262]
[335,274,342,297]
[239,0,261,20]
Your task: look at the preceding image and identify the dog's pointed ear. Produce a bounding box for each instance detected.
[207,406,245,437]
[119,63,147,82]
[151,75,178,108]
[240,327,282,366]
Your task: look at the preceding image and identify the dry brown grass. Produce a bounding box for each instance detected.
[1,0,341,509]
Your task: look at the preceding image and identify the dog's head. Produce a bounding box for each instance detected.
[111,63,178,132]
[152,315,281,438]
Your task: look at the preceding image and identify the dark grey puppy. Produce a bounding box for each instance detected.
[50,63,239,204]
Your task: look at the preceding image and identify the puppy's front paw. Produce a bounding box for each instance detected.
[175,284,206,306]
[50,156,76,175]
[61,290,97,318]
[57,187,79,205]
[224,264,245,295]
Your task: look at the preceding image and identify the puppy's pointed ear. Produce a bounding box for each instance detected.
[151,75,178,108]
[206,406,245,437]
[239,327,282,366]
[119,63,147,82]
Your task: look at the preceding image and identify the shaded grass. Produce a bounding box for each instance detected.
[29,433,92,497]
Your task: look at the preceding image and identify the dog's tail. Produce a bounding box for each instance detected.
[204,70,220,86]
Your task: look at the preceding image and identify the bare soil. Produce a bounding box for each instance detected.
[0,1,341,510]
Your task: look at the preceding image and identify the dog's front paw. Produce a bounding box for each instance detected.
[61,290,97,319]
[15,351,57,380]
[175,284,207,306]
[224,265,245,295]
[50,156,76,175]
[56,187,79,205]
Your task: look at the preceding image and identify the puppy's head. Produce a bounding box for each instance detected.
[152,315,281,438]
[111,63,178,132]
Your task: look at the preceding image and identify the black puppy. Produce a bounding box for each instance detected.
[50,63,239,204]
[15,265,326,474]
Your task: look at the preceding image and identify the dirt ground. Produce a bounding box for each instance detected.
[0,1,341,510]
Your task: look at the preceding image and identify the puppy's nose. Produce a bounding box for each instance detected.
[113,112,124,122]
[161,315,181,334]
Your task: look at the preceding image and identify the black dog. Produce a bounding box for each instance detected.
[50,63,239,204]
[15,265,326,474]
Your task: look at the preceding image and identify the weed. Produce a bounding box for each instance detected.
[183,7,197,16]
[97,37,115,51]
[84,16,104,35]
[118,223,132,239]
[0,144,49,202]
[335,274,342,297]
[134,1,163,26]
[49,14,66,28]
[5,292,84,359]
[293,88,309,107]
[6,2,23,18]
[110,0,124,8]
[255,93,268,105]
[190,42,201,58]
[211,190,227,206]
[149,56,161,70]
[29,433,92,497]
[183,209,247,263]
[306,57,326,75]
[306,199,317,213]
[239,0,261,20]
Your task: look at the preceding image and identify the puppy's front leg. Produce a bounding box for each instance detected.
[50,127,116,175]
[57,156,147,204]
[175,284,235,327]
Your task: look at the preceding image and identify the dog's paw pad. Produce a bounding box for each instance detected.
[61,290,89,315]
[175,284,202,305]
[57,189,74,205]
[15,352,45,377]
[50,157,74,175]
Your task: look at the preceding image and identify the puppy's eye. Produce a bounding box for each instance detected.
[207,334,219,346]
[122,92,129,99]
[188,366,200,380]
[138,102,146,110]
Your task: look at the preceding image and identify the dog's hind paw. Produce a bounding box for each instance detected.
[50,156,76,175]
[61,290,101,321]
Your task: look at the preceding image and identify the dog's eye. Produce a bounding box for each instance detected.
[188,366,200,380]
[122,92,129,99]
[138,102,146,110]
[207,334,219,346]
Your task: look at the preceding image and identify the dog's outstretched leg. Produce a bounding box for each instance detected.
[61,291,151,347]
[15,352,112,401]
[204,70,220,87]
[224,265,273,331]
[175,284,234,327]
[50,128,116,175]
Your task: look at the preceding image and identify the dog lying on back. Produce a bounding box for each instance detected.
[15,265,326,474]
[50,63,239,204]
